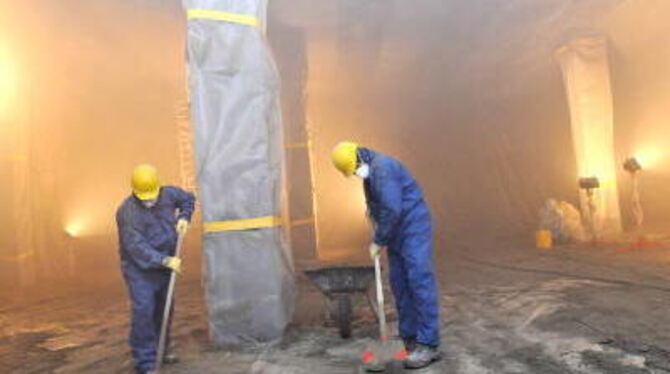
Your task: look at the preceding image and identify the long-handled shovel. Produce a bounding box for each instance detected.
[374,254,387,343]
[155,232,185,372]
[362,253,388,372]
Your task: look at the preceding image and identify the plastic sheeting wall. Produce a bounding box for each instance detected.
[0,0,188,298]
[268,19,319,265]
[3,0,670,304]
[269,0,670,258]
[272,0,593,257]
[185,0,295,346]
[556,37,622,237]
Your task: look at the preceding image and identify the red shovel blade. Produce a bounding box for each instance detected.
[362,351,376,363]
[394,349,408,361]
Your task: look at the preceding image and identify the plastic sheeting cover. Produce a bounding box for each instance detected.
[185,0,294,346]
[556,37,622,237]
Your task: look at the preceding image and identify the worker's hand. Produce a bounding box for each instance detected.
[162,256,182,274]
[176,218,189,236]
[369,243,383,260]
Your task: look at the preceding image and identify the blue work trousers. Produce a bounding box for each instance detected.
[387,206,440,347]
[123,270,172,371]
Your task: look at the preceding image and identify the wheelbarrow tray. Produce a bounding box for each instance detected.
[304,265,377,338]
[305,266,375,295]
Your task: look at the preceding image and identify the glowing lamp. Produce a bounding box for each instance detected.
[578,177,600,190]
[64,222,84,238]
[623,157,642,174]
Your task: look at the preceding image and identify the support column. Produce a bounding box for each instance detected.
[185,0,295,346]
[556,36,622,237]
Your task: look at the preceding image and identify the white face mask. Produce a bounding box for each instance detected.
[142,199,158,208]
[355,163,370,179]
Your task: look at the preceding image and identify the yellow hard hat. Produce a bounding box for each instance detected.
[131,164,161,201]
[331,141,359,176]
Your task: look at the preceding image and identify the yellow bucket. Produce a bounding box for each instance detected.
[536,230,552,249]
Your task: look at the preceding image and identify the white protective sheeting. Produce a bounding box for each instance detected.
[556,37,622,237]
[184,0,295,347]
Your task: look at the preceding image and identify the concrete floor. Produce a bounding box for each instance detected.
[4,236,670,373]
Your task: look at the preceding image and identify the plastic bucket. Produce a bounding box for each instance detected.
[536,230,553,249]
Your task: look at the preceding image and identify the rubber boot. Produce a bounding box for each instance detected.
[404,344,441,370]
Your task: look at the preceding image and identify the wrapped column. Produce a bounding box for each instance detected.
[555,36,622,237]
[184,0,294,346]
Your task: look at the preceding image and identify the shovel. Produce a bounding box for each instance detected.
[374,254,387,343]
[362,253,389,372]
[154,232,185,372]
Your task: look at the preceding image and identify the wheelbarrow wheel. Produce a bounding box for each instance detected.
[336,295,352,339]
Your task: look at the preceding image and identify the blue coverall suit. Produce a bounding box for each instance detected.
[116,186,195,372]
[360,148,440,347]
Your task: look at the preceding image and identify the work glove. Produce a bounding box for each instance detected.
[162,256,182,274]
[369,243,382,260]
[176,218,189,236]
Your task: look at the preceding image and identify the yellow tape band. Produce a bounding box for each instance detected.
[204,215,281,233]
[187,9,260,27]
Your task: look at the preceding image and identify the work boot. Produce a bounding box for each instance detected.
[163,353,180,365]
[404,344,441,370]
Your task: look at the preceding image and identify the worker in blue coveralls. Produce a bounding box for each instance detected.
[116,164,195,374]
[332,142,441,370]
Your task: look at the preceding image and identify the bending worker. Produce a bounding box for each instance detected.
[116,164,196,374]
[332,142,441,369]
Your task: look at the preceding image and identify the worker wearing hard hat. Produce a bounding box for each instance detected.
[116,164,195,374]
[332,142,441,369]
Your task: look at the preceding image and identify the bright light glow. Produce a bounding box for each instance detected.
[64,221,85,238]
[0,46,17,118]
[634,148,663,169]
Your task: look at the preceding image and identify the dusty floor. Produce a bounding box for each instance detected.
[4,236,670,373]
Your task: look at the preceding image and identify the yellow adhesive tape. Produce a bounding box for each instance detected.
[187,9,259,27]
[204,215,281,233]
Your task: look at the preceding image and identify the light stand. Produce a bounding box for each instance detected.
[620,157,658,250]
[579,177,600,245]
[64,229,76,277]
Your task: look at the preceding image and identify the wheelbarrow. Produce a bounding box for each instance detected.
[305,266,377,338]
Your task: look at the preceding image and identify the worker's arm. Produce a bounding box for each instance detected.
[175,188,196,222]
[370,165,402,247]
[117,207,167,269]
